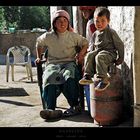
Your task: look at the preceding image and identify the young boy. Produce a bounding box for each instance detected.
[79,7,124,91]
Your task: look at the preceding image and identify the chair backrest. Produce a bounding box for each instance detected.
[7,46,31,64]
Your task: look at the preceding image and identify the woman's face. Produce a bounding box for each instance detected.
[54,16,69,33]
[82,10,93,19]
[94,15,109,31]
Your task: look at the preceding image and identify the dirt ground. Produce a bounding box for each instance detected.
[0,65,133,127]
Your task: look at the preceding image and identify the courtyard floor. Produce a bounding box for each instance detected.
[0,65,133,128]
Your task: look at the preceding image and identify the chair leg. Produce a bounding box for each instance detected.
[25,65,30,80]
[28,64,33,82]
[77,64,85,110]
[79,85,85,110]
[6,64,10,82]
[11,65,14,81]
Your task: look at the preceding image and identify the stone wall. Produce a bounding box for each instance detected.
[108,6,135,116]
[133,6,140,127]
[0,31,44,64]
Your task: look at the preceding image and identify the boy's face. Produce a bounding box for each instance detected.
[94,15,109,31]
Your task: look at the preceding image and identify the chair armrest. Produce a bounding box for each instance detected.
[36,52,47,87]
[27,53,32,63]
[36,61,43,87]
[6,51,11,64]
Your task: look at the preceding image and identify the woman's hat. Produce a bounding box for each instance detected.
[79,6,96,11]
[52,10,70,23]
[52,10,73,32]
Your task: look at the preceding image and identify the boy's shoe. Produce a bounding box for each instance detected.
[95,81,110,92]
[79,75,93,85]
[40,109,63,120]
[94,78,102,87]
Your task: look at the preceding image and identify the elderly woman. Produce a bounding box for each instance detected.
[80,6,96,44]
[35,10,88,120]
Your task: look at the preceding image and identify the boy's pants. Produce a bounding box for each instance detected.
[84,50,117,78]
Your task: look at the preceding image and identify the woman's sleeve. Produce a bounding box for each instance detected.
[36,32,47,48]
[75,33,88,48]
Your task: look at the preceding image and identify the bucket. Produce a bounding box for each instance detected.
[90,70,123,126]
[84,85,90,113]
[8,27,15,33]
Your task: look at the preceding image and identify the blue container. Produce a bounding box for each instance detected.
[84,85,90,113]
[8,27,15,33]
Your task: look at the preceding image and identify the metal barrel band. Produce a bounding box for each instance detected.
[90,96,123,102]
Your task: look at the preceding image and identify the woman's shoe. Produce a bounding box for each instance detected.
[63,105,81,117]
[40,109,63,120]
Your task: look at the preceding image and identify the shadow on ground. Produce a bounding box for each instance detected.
[0,88,29,96]
[43,111,94,123]
[0,98,34,107]
[61,111,94,123]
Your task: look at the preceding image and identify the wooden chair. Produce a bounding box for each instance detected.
[36,49,85,110]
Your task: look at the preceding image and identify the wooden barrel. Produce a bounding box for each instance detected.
[90,69,123,126]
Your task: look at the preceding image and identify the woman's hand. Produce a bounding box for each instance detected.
[75,52,86,65]
[115,58,123,65]
[75,44,88,65]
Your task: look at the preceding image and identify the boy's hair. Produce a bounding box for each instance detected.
[94,7,110,20]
